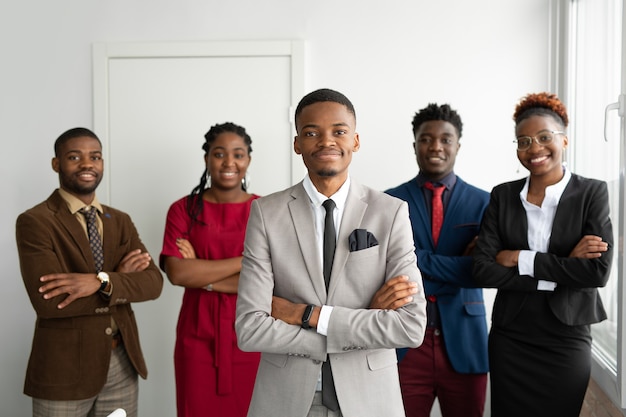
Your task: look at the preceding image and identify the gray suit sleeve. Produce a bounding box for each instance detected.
[235,199,328,361]
[326,201,426,352]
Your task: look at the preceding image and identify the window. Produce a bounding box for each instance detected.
[560,0,624,407]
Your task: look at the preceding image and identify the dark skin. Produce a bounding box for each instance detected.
[39,136,151,309]
[414,119,478,255]
[271,101,419,327]
[496,115,608,267]
[163,131,253,294]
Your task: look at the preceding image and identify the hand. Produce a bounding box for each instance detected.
[369,275,418,310]
[271,296,301,325]
[569,235,608,259]
[176,238,197,259]
[116,249,151,273]
[39,273,100,309]
[495,250,520,267]
[462,236,478,256]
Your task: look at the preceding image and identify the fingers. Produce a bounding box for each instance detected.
[370,275,418,310]
[462,236,478,256]
[117,251,151,273]
[570,235,608,258]
[176,238,197,259]
[39,273,100,308]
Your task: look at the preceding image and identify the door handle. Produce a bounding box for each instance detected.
[604,94,625,142]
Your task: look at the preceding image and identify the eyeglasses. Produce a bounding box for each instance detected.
[513,130,566,151]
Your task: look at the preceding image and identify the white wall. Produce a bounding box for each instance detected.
[1,0,550,415]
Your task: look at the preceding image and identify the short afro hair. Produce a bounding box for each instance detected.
[294,88,356,131]
[412,103,463,138]
[54,127,101,157]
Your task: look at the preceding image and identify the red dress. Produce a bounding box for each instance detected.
[160,195,261,417]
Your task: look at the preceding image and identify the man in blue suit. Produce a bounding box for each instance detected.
[386,103,489,417]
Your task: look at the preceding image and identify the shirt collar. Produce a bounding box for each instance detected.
[520,166,572,205]
[416,171,457,190]
[58,188,103,215]
[302,174,350,212]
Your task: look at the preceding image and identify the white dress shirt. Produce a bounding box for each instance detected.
[517,167,572,291]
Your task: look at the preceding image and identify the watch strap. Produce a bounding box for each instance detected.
[301,304,315,329]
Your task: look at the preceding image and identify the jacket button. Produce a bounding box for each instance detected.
[105,327,113,336]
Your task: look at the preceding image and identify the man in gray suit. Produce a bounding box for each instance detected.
[235,88,427,417]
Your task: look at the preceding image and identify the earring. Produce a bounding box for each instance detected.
[241,175,250,191]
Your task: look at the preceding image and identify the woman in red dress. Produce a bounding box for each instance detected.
[160,122,260,417]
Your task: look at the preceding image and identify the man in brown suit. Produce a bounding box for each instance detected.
[15,127,163,417]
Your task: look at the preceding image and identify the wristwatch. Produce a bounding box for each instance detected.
[97,272,110,292]
[301,304,315,330]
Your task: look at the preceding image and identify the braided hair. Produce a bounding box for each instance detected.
[186,122,253,227]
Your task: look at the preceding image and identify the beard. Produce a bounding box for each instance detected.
[316,168,338,177]
[58,168,102,196]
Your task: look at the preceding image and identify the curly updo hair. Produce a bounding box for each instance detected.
[513,92,569,128]
[412,103,463,138]
[186,122,253,228]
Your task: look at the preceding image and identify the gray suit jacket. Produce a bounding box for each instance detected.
[235,180,426,417]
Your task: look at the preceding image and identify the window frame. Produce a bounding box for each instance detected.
[551,0,626,410]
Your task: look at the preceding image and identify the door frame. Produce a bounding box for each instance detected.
[92,40,306,203]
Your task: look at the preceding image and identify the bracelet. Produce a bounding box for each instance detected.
[205,284,213,291]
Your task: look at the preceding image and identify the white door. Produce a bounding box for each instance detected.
[93,40,304,416]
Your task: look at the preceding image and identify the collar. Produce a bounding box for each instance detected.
[58,188,104,215]
[520,166,572,205]
[302,174,350,212]
[416,171,457,190]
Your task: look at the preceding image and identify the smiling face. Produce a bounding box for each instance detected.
[413,120,460,181]
[294,101,360,190]
[515,114,567,181]
[52,135,103,204]
[204,131,251,192]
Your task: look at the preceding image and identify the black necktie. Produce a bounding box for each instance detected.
[322,199,336,290]
[321,199,339,411]
[81,206,104,272]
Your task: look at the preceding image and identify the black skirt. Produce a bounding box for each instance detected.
[489,292,591,417]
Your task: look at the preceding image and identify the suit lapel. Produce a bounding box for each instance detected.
[329,182,368,297]
[549,174,577,253]
[406,180,431,243]
[508,180,531,249]
[48,190,95,270]
[100,208,116,271]
[288,185,327,302]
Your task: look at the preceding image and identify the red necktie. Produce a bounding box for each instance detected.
[424,182,444,246]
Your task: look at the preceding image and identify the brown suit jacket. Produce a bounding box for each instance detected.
[15,189,163,400]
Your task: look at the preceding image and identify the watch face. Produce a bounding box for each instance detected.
[97,272,109,292]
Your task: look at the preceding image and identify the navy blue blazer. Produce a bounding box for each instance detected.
[386,176,489,374]
[473,173,613,328]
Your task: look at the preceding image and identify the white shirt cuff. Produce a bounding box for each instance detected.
[518,250,556,291]
[518,250,536,277]
[537,280,557,291]
[316,305,333,336]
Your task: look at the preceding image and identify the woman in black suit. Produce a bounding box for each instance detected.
[473,92,613,417]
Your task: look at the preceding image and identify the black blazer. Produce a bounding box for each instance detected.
[473,173,613,327]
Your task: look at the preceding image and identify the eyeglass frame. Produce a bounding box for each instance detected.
[513,129,567,151]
